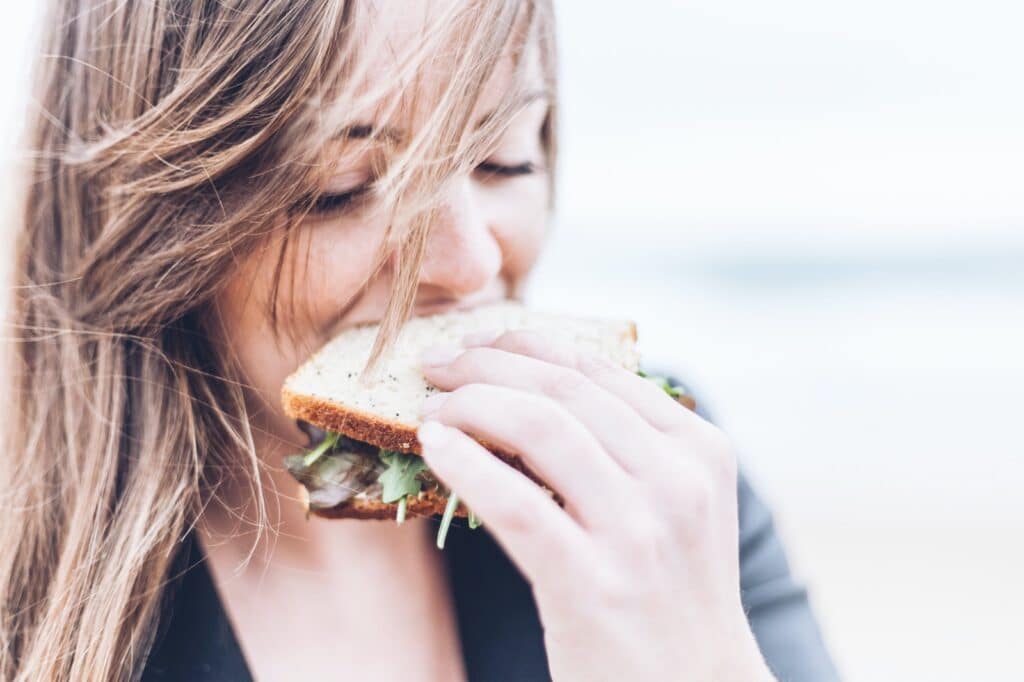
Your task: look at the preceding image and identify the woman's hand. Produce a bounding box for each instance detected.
[417,330,776,682]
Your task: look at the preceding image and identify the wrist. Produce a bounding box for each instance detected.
[719,658,775,682]
[716,626,776,682]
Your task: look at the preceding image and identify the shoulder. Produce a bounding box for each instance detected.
[733,474,840,681]
[656,372,841,681]
[142,536,252,682]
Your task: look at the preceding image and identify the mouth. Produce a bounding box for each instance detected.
[411,293,503,317]
[331,284,510,336]
[284,433,451,510]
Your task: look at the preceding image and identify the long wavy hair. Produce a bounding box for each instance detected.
[0,1,556,679]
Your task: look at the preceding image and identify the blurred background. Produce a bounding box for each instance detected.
[2,2,1022,680]
[534,2,1024,680]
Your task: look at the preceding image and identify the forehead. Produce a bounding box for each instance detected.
[353,0,545,127]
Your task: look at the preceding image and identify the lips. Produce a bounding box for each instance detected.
[411,294,500,317]
[334,282,510,333]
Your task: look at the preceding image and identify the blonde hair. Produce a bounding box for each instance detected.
[0,1,557,680]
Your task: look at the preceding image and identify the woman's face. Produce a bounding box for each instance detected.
[214,5,550,453]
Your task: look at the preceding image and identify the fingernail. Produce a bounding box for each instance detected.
[420,345,462,367]
[417,420,447,449]
[419,391,450,418]
[462,329,502,347]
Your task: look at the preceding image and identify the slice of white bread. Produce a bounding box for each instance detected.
[281,300,640,520]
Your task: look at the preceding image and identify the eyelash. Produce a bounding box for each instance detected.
[475,160,537,178]
[309,185,371,215]
[308,161,537,216]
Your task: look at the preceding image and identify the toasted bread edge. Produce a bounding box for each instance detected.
[281,386,556,488]
[306,489,470,521]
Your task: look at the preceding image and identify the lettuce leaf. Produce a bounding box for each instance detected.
[302,431,340,467]
[292,436,482,541]
[638,370,689,399]
[378,449,428,525]
[436,493,460,549]
[378,449,427,504]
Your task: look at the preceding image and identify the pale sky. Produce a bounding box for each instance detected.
[554,0,1024,230]
[0,1,1019,238]
[2,2,1022,234]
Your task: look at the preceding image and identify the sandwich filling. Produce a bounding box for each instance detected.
[284,432,479,548]
[285,372,689,549]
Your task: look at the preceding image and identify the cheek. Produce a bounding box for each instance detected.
[488,176,549,276]
[212,243,306,444]
[297,212,389,331]
[211,213,389,443]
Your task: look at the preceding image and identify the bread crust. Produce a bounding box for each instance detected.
[281,315,688,521]
[308,488,470,520]
[283,389,696,521]
[282,386,560,519]
[283,386,552,478]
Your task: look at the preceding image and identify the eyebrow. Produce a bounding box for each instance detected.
[337,123,402,143]
[339,90,552,145]
[474,89,551,130]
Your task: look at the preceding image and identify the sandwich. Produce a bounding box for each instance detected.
[281,301,694,548]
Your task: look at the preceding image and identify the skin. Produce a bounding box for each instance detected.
[419,333,774,681]
[204,1,775,680]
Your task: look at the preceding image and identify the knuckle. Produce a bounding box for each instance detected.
[520,396,567,441]
[486,496,535,536]
[714,444,738,482]
[656,464,716,543]
[452,347,492,376]
[698,421,731,452]
[591,526,671,608]
[687,470,716,520]
[486,497,575,564]
[664,405,697,435]
[447,382,489,412]
[540,366,591,402]
[496,328,547,355]
[699,425,738,481]
[613,508,667,564]
[627,530,670,571]
[498,328,578,366]
[575,351,617,379]
[681,470,716,530]
[590,561,637,611]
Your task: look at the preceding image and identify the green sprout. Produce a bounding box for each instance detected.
[436,494,460,549]
[302,431,340,467]
[638,370,688,399]
[378,449,427,525]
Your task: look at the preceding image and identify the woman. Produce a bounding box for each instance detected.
[1,1,838,680]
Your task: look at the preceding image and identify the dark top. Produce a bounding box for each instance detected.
[142,473,839,681]
[143,385,840,681]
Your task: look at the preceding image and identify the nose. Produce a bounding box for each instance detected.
[416,176,502,297]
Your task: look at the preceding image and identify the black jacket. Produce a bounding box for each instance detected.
[142,471,839,681]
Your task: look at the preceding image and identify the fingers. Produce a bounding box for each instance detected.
[416,420,589,586]
[422,345,662,476]
[469,328,703,435]
[420,382,630,527]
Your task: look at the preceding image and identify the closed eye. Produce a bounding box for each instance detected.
[306,161,535,217]
[309,185,371,216]
[475,160,537,178]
